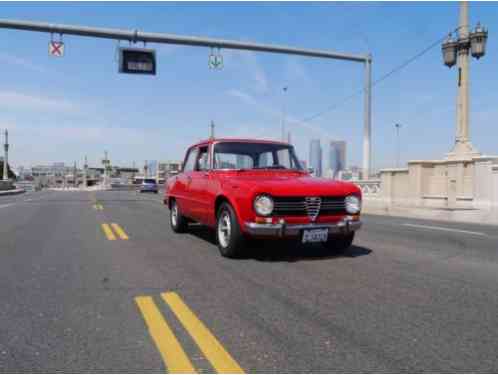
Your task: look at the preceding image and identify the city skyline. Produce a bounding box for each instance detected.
[1,3,498,170]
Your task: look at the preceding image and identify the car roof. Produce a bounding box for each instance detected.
[190,138,291,148]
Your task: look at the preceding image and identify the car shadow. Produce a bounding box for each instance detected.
[186,224,372,262]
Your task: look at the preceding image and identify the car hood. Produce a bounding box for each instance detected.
[218,171,360,196]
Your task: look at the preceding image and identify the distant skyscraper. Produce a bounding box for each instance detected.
[309,139,322,177]
[327,140,347,179]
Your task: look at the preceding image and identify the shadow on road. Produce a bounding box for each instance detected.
[186,225,373,262]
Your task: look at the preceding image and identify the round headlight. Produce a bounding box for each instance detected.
[345,195,361,214]
[254,195,274,216]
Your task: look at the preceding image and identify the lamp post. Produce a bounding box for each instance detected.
[442,1,488,159]
[281,86,288,141]
[2,129,8,181]
[395,123,402,168]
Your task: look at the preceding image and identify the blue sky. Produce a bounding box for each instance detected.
[1,1,498,171]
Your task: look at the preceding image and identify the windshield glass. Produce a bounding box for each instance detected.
[213,142,303,170]
[144,179,156,184]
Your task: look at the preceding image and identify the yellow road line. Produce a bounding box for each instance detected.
[162,292,244,374]
[111,223,129,240]
[135,296,196,374]
[101,223,116,241]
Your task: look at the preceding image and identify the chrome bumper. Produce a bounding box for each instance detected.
[244,218,362,237]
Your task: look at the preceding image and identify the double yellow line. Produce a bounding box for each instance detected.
[135,292,244,374]
[101,223,129,240]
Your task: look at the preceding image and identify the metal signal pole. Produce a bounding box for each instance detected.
[0,18,373,178]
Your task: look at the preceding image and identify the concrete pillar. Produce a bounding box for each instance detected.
[457,1,470,143]
[448,1,480,160]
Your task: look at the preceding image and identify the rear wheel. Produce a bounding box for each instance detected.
[216,202,244,258]
[322,232,355,253]
[170,199,188,233]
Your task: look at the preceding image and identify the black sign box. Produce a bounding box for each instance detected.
[119,47,156,75]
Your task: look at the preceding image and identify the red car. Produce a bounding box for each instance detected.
[164,138,362,258]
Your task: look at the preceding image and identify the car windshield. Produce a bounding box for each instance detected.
[213,142,303,170]
[144,179,156,184]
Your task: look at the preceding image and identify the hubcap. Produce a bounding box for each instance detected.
[171,203,178,226]
[218,211,231,248]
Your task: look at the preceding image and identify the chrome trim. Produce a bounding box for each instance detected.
[244,219,362,237]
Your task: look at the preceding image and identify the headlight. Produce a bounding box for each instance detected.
[345,195,361,214]
[254,195,274,216]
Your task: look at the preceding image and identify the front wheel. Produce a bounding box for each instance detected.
[216,202,245,258]
[170,199,188,233]
[322,232,355,253]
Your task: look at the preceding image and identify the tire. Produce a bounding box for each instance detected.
[170,199,188,233]
[216,202,245,258]
[322,232,355,253]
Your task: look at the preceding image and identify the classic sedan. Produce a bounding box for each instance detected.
[164,138,362,258]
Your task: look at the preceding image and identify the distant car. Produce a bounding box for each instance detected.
[139,178,158,193]
[165,138,362,258]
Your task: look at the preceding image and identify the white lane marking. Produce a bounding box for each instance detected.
[0,203,14,208]
[402,223,487,237]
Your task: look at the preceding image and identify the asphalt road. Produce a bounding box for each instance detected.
[1,190,497,373]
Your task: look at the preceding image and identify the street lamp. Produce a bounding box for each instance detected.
[470,23,488,59]
[395,123,402,168]
[281,86,288,141]
[442,34,457,68]
[441,24,488,67]
[441,2,488,159]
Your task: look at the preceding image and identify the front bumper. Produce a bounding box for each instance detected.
[244,218,362,237]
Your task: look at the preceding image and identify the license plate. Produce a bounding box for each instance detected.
[302,228,329,243]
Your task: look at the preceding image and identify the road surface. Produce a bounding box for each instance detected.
[1,190,497,372]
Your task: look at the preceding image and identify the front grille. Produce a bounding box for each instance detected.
[273,196,346,217]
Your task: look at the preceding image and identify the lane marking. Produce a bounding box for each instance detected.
[162,292,244,374]
[111,223,129,240]
[135,296,196,374]
[402,223,487,236]
[101,223,116,241]
[0,203,14,208]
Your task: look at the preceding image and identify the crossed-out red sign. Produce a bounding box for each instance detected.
[48,41,64,57]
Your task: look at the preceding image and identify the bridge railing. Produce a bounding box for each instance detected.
[352,179,382,197]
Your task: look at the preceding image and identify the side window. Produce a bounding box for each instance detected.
[183,148,198,172]
[196,147,209,171]
[258,152,273,167]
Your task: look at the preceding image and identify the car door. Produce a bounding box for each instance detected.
[188,145,210,223]
[175,146,198,218]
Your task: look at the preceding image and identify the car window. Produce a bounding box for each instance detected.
[258,152,273,167]
[183,148,198,172]
[196,147,209,171]
[144,179,156,184]
[214,153,254,169]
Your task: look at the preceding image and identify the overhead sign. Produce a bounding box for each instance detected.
[118,47,156,75]
[48,41,64,57]
[208,49,223,69]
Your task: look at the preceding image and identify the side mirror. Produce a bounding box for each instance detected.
[307,167,314,175]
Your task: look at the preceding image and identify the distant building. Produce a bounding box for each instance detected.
[158,161,182,179]
[327,140,347,179]
[309,139,322,177]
